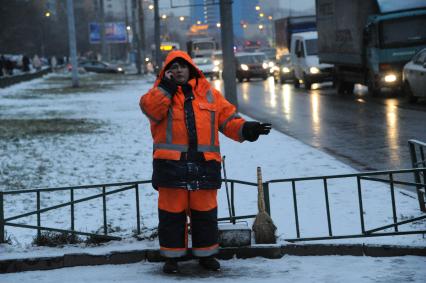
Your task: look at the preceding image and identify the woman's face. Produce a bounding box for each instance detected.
[168,61,190,85]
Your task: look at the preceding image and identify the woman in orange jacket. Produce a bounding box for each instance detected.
[140,50,271,273]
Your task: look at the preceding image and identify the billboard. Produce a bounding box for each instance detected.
[89,22,128,44]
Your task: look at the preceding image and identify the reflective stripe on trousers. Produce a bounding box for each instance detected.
[158,188,219,258]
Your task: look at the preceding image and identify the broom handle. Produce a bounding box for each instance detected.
[222,156,234,222]
[257,167,266,213]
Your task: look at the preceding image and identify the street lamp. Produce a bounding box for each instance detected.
[255,6,260,11]
[148,4,154,10]
[179,16,185,21]
[161,14,167,20]
[216,22,221,28]
[258,24,264,30]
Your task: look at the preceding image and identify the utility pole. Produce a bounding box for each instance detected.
[154,0,161,73]
[133,0,142,74]
[99,0,107,61]
[138,0,146,73]
[66,0,79,87]
[219,0,238,108]
[124,0,130,62]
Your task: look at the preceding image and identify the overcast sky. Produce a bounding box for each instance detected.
[158,0,316,16]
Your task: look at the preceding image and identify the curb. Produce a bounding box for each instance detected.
[1,244,425,274]
[0,68,51,88]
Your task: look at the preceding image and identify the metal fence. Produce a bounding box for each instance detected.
[266,168,426,242]
[0,180,151,243]
[409,139,426,212]
[1,169,425,244]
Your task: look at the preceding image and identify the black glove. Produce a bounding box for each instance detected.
[242,122,272,142]
[158,76,178,96]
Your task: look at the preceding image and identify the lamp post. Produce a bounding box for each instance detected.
[98,0,107,61]
[154,0,161,73]
[66,0,79,87]
[219,0,238,108]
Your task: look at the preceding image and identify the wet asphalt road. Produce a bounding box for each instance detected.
[215,78,426,173]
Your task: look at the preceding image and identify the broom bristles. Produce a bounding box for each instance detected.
[252,212,277,244]
[253,167,277,244]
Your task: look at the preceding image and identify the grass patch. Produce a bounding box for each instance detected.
[3,72,140,97]
[85,224,122,245]
[133,227,158,241]
[32,231,82,247]
[0,118,103,139]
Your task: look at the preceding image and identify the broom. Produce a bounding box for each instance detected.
[252,166,277,244]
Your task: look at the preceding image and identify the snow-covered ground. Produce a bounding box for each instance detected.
[2,255,426,282]
[0,73,425,281]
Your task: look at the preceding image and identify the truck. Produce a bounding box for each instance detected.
[274,16,316,58]
[316,0,426,95]
[186,37,218,58]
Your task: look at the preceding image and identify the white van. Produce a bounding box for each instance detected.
[290,31,334,89]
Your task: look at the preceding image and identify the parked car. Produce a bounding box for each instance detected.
[79,60,124,74]
[290,31,334,89]
[403,48,426,102]
[273,54,295,84]
[235,52,269,82]
[193,57,220,79]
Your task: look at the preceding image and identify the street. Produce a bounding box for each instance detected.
[214,78,426,172]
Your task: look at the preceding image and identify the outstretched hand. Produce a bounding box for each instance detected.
[242,122,272,142]
[258,123,272,135]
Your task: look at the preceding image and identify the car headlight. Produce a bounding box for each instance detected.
[213,66,220,72]
[282,67,290,73]
[384,73,397,83]
[309,67,320,74]
[213,60,220,66]
[262,63,268,69]
[268,61,275,68]
[241,64,249,71]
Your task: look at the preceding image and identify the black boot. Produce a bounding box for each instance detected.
[163,258,179,274]
[199,256,220,271]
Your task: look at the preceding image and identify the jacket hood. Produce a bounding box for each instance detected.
[154,50,205,87]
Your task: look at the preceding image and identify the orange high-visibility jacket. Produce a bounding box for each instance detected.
[140,50,246,163]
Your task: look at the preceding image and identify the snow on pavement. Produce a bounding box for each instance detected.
[1,255,426,282]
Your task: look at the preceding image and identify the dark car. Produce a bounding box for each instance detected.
[235,52,269,82]
[273,54,295,84]
[80,60,124,74]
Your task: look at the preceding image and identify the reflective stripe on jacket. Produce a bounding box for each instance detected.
[140,50,246,163]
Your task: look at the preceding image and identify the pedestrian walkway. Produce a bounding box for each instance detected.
[1,254,425,282]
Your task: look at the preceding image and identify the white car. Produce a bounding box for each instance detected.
[403,48,426,102]
[193,57,220,80]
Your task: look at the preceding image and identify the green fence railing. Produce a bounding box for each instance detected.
[1,168,425,244]
[409,139,426,212]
